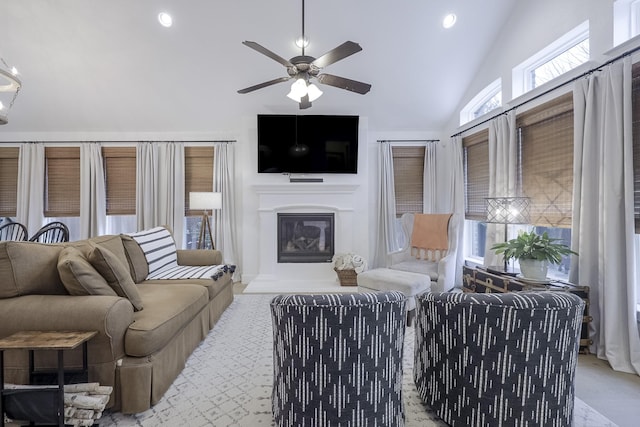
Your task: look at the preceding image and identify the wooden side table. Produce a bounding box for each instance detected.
[0,330,97,427]
[462,265,593,353]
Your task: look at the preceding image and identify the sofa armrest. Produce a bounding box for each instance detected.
[0,295,134,361]
[176,249,223,266]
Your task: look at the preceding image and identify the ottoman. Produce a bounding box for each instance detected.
[357,268,431,323]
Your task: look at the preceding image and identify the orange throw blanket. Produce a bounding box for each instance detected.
[410,213,452,261]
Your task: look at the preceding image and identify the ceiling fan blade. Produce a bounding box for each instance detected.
[316,74,372,94]
[242,41,294,67]
[299,95,312,110]
[237,76,291,94]
[311,41,363,69]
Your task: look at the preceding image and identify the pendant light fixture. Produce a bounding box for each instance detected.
[0,57,22,125]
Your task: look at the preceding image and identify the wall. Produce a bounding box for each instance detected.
[445,0,614,135]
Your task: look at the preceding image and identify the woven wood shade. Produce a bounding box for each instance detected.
[185,147,214,216]
[463,130,489,221]
[103,147,136,215]
[45,147,80,217]
[0,147,19,217]
[517,92,573,228]
[392,146,424,217]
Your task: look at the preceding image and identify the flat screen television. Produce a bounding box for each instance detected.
[257,114,359,174]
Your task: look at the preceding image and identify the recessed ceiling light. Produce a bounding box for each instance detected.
[158,12,173,28]
[295,36,309,49]
[443,13,457,29]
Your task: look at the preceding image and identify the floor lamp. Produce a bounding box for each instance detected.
[189,192,222,250]
[485,196,530,275]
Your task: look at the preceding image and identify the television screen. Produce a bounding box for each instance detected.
[257,114,359,174]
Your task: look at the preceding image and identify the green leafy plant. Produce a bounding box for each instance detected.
[491,230,577,264]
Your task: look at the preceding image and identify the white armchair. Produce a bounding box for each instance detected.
[389,213,461,292]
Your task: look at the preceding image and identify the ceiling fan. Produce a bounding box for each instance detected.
[237,0,371,109]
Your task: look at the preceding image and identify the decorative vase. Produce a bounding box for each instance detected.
[519,259,548,280]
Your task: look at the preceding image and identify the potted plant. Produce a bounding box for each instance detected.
[491,230,577,280]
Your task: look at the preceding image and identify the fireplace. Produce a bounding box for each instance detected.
[277,213,335,263]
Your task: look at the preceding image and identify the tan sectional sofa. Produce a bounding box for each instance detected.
[0,230,234,414]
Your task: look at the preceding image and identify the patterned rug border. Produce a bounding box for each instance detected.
[103,294,617,427]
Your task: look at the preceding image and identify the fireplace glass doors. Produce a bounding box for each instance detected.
[277,213,334,263]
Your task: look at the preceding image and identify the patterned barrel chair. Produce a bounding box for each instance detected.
[414,291,585,427]
[270,291,407,427]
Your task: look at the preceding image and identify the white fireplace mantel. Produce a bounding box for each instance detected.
[246,182,362,293]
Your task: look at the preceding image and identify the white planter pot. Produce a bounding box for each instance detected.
[519,259,548,280]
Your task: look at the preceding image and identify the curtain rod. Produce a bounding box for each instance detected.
[377,139,440,143]
[450,42,640,139]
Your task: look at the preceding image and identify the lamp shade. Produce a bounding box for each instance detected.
[189,192,222,210]
[485,197,530,224]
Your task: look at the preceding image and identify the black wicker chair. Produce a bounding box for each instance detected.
[414,291,585,427]
[0,222,28,241]
[29,222,69,243]
[270,291,407,427]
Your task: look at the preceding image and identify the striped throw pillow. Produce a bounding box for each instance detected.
[128,226,178,276]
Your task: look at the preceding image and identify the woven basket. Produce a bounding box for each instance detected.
[334,268,358,286]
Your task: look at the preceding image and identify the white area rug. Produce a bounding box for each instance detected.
[104,294,617,427]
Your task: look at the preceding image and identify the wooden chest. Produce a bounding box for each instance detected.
[462,265,593,354]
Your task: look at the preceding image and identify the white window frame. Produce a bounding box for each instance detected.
[459,78,502,126]
[614,0,640,46]
[512,21,590,98]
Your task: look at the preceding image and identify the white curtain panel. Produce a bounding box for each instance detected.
[16,143,45,236]
[440,137,466,285]
[373,141,398,268]
[136,142,185,247]
[571,56,640,374]
[79,143,106,239]
[423,143,437,213]
[213,143,239,277]
[484,111,518,268]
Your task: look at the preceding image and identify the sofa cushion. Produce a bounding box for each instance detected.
[124,283,208,357]
[0,241,66,298]
[89,245,143,312]
[121,235,149,284]
[86,235,130,269]
[128,227,178,277]
[57,246,117,297]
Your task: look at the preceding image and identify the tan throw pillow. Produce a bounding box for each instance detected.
[57,247,117,297]
[88,244,144,311]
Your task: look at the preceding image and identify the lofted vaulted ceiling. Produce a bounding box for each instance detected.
[0,0,517,134]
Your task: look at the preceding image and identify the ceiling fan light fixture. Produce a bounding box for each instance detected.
[307,83,323,102]
[287,78,308,102]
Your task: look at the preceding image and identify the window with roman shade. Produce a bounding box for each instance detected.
[102,147,136,215]
[0,147,19,217]
[184,146,214,216]
[45,147,80,217]
[516,92,573,228]
[463,129,489,221]
[392,146,424,218]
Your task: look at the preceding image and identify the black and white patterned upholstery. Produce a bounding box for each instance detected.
[270,292,407,427]
[413,291,585,427]
[128,226,178,277]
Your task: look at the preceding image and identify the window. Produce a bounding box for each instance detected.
[614,0,640,46]
[0,147,19,217]
[103,147,137,234]
[392,146,424,217]
[45,147,80,217]
[463,130,489,260]
[513,21,590,98]
[184,146,214,249]
[460,78,502,125]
